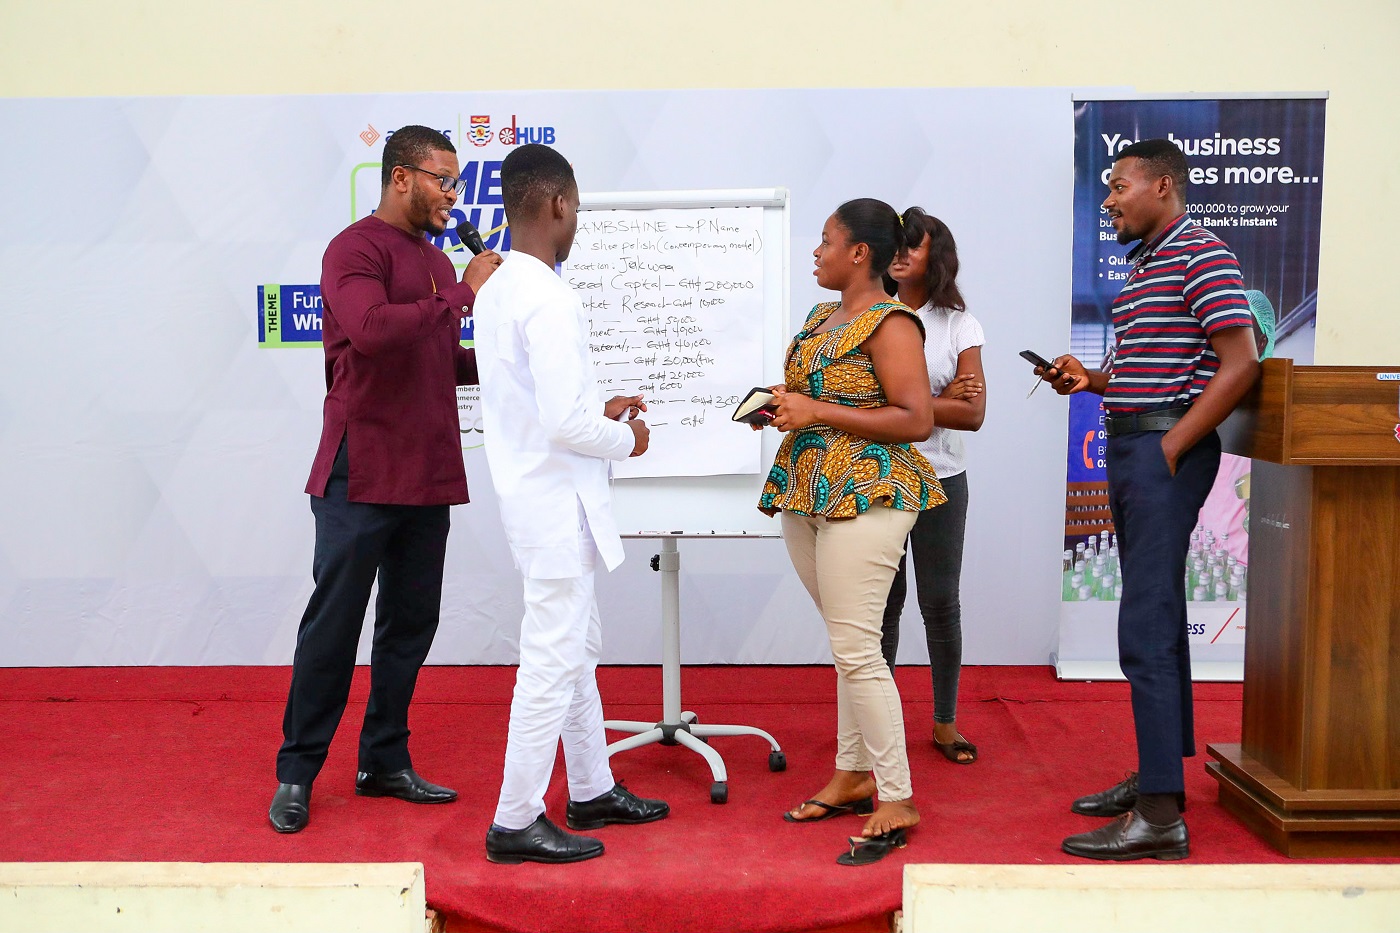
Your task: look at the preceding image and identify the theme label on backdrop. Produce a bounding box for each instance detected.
[1058,96,1326,676]
[257,284,472,348]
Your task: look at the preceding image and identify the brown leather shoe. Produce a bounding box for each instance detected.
[1061,812,1189,861]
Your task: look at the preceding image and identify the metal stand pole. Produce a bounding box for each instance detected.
[603,536,786,803]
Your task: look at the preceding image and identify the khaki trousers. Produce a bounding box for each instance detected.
[781,506,918,802]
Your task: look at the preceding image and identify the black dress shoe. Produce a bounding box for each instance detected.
[355,768,457,804]
[566,783,669,830]
[1070,772,1185,817]
[269,783,310,834]
[1070,772,1138,816]
[1062,812,1189,861]
[486,814,604,864]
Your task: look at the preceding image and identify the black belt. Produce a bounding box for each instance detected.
[1104,407,1190,436]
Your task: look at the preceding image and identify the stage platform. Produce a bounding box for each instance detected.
[1,664,1395,932]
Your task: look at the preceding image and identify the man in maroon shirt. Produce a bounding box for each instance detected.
[269,126,502,834]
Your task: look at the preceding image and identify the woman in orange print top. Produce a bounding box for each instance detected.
[757,198,944,866]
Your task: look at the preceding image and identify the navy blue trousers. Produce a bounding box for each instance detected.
[1106,428,1220,796]
[276,440,451,785]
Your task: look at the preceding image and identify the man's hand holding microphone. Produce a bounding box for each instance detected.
[457,219,503,292]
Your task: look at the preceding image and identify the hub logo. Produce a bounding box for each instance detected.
[498,115,556,146]
[359,124,381,147]
[467,115,492,147]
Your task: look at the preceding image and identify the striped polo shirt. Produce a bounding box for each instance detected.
[1104,214,1253,414]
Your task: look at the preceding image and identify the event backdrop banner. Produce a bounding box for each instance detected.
[1054,96,1326,680]
[1,88,1074,666]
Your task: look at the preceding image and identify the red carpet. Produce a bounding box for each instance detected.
[0,665,1394,932]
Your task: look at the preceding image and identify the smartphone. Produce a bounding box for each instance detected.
[1019,350,1055,370]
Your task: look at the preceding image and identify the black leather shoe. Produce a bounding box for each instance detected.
[566,783,670,830]
[1070,772,1185,817]
[1071,772,1138,817]
[486,814,604,864]
[355,768,457,804]
[1062,812,1189,861]
[269,783,310,833]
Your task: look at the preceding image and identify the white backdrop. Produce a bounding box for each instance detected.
[0,88,1075,665]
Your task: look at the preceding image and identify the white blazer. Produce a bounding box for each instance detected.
[474,251,635,579]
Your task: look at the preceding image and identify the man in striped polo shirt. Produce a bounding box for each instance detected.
[1044,139,1260,860]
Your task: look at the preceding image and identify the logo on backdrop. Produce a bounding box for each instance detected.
[497,115,556,146]
[467,115,492,147]
[359,124,381,147]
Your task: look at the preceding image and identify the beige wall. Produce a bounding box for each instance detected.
[4,0,1396,363]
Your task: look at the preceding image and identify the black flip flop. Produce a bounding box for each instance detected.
[837,827,909,866]
[782,796,875,823]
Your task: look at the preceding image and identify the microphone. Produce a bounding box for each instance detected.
[456,220,485,255]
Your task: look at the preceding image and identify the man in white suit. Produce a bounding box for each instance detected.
[474,144,670,864]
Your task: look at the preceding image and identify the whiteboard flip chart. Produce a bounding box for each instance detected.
[563,206,766,478]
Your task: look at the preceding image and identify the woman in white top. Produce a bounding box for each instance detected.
[879,207,987,764]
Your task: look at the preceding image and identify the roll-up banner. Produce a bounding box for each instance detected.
[1055,95,1327,681]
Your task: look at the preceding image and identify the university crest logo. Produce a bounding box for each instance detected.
[467,115,492,148]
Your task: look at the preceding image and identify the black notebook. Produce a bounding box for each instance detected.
[731,387,778,425]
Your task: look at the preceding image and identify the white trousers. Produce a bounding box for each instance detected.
[492,526,615,830]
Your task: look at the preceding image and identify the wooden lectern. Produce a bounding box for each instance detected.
[1207,357,1400,856]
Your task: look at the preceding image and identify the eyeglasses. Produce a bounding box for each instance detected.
[397,164,469,198]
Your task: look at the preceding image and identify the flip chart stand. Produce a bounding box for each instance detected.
[603,536,785,804]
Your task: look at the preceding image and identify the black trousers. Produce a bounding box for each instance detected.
[1107,428,1220,796]
[276,440,451,785]
[879,471,969,725]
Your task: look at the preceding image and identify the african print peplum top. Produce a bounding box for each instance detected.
[759,301,946,519]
